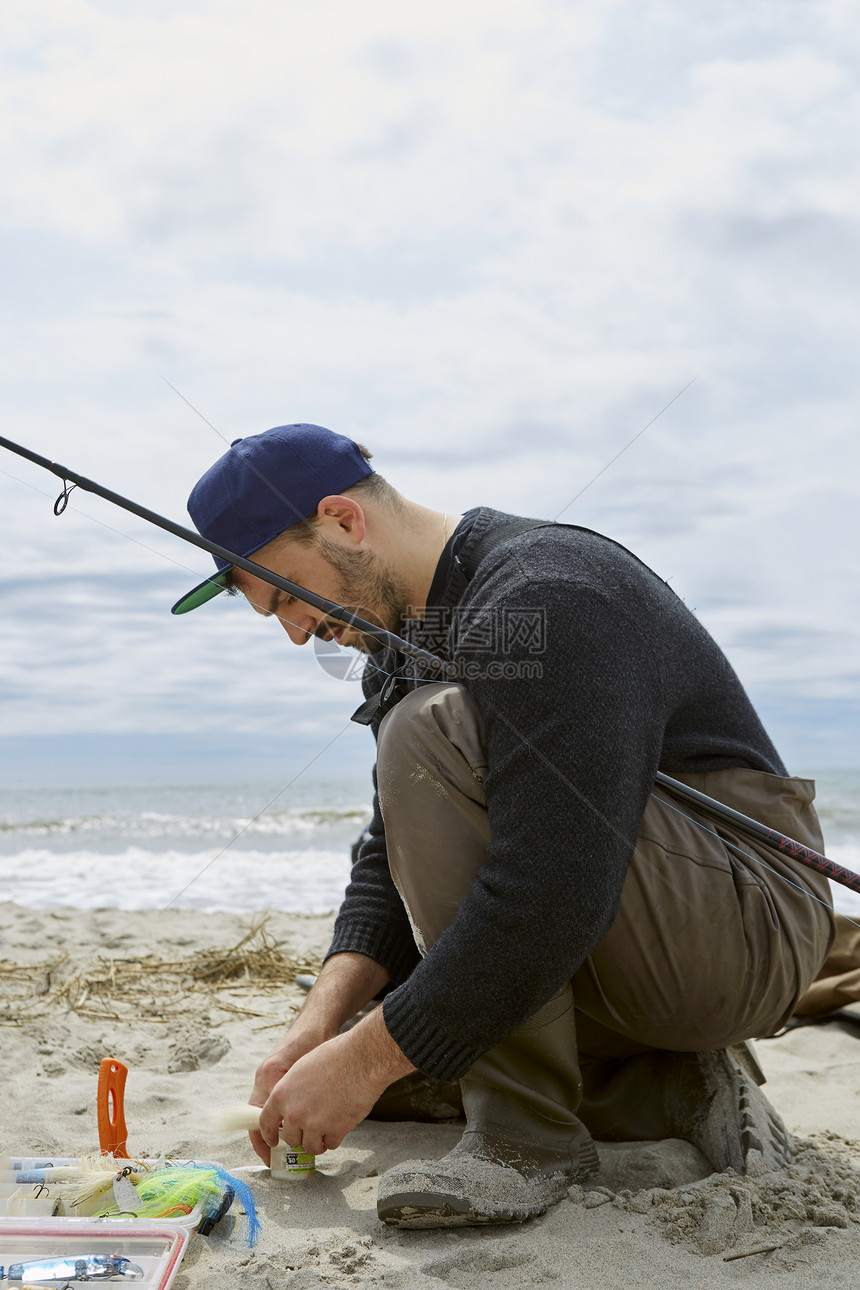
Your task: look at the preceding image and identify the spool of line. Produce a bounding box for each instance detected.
[214,1105,316,1181]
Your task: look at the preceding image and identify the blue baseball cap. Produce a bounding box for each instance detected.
[171,423,374,614]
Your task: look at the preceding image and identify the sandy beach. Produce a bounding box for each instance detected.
[2,900,859,1288]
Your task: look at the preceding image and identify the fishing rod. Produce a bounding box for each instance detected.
[655,771,860,895]
[2,432,858,899]
[0,433,451,676]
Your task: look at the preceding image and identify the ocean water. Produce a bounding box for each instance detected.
[0,778,371,914]
[0,771,858,918]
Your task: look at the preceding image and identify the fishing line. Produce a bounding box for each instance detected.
[8,450,853,920]
[530,380,859,933]
[161,375,327,540]
[161,375,232,447]
[352,659,860,929]
[485,698,700,914]
[1,465,237,584]
[480,690,860,930]
[552,376,698,521]
[160,378,427,665]
[3,434,858,922]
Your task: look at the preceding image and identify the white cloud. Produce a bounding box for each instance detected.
[0,0,858,770]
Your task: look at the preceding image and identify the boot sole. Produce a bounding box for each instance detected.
[377,1156,579,1229]
[677,1046,795,1176]
[378,1187,558,1228]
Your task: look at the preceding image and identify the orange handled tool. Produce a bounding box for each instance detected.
[97,1058,130,1158]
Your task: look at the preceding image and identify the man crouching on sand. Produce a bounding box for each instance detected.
[173,423,835,1228]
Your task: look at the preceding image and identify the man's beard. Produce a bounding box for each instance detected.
[312,539,410,654]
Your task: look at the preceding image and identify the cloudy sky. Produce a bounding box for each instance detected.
[1,0,858,786]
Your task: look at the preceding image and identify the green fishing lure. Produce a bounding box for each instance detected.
[95,1164,260,1245]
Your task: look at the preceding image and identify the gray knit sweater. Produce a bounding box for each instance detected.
[326,508,786,1081]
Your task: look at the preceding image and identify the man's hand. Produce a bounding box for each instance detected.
[247,1014,334,1164]
[248,952,391,1164]
[258,1005,416,1157]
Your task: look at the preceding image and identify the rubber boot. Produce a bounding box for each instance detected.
[366,1072,464,1123]
[663,1042,795,1177]
[579,1041,794,1178]
[377,986,600,1228]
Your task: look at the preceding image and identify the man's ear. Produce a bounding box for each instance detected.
[315,495,366,544]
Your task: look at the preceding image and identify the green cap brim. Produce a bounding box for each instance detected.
[171,571,230,615]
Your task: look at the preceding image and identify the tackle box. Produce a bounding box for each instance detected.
[0,1217,188,1289]
[1,1156,209,1227]
[0,1156,221,1287]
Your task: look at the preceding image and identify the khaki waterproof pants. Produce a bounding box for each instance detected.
[376,683,836,1138]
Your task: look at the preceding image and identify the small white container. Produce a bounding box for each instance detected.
[269,1141,315,1181]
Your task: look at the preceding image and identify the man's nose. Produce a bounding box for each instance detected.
[280,610,317,645]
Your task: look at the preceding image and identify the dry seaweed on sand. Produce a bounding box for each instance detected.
[0,917,321,1025]
[0,953,70,1021]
